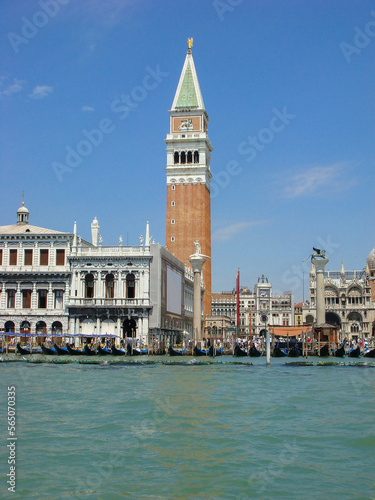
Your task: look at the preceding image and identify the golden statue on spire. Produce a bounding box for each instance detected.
[188,38,193,50]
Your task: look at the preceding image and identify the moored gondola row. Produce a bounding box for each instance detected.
[6,336,375,359]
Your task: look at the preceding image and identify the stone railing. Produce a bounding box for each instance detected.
[72,246,147,256]
[66,298,150,307]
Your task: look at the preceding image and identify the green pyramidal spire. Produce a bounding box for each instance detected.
[171,42,205,111]
[176,61,198,108]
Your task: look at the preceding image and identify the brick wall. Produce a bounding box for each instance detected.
[166,182,212,316]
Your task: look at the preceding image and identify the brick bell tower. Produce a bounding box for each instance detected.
[165,39,212,316]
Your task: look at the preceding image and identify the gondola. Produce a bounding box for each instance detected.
[249,345,262,357]
[319,344,330,357]
[97,344,112,355]
[127,344,148,356]
[54,343,69,355]
[66,344,84,356]
[272,346,286,358]
[364,348,375,358]
[16,343,36,355]
[41,344,57,355]
[193,345,208,356]
[333,345,346,357]
[134,348,148,355]
[233,344,247,357]
[84,345,96,356]
[208,345,223,357]
[348,346,361,358]
[111,345,126,356]
[288,346,301,358]
[168,345,185,356]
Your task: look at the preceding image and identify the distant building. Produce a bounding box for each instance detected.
[294,302,305,326]
[204,315,232,339]
[211,275,294,336]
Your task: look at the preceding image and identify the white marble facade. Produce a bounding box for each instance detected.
[0,206,194,342]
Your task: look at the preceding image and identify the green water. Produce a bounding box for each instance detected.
[0,357,374,499]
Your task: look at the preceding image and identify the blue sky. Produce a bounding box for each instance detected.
[1,0,374,301]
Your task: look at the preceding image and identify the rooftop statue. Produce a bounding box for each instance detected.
[303,247,327,262]
[312,247,326,259]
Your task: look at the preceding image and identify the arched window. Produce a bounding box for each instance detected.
[174,152,179,164]
[52,321,63,335]
[305,314,314,325]
[36,321,47,335]
[187,151,192,163]
[180,151,186,164]
[4,321,15,333]
[194,151,199,163]
[347,312,362,322]
[126,273,135,299]
[85,273,94,299]
[106,273,115,299]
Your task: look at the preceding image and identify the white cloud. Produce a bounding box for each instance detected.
[0,78,25,97]
[29,85,53,99]
[282,163,350,198]
[82,105,95,112]
[212,221,266,242]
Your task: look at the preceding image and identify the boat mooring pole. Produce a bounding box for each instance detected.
[266,329,271,366]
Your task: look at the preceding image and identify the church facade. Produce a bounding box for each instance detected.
[303,260,375,339]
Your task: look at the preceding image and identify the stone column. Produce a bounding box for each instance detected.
[75,317,80,337]
[16,282,21,309]
[69,317,75,336]
[18,242,22,266]
[48,282,53,309]
[117,318,122,340]
[32,283,37,309]
[189,254,206,343]
[1,283,6,309]
[50,242,55,267]
[312,258,329,326]
[33,242,38,267]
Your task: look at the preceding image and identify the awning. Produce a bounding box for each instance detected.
[270,326,312,337]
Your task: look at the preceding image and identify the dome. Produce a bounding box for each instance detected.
[367,248,375,271]
[17,204,29,213]
[17,202,29,225]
